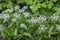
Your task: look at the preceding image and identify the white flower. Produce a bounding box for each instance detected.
[13,13,20,19]
[0,24,3,30]
[1,14,10,19]
[56,24,60,31]
[20,23,26,28]
[29,17,38,23]
[30,18,36,23]
[34,17,39,23]
[12,18,17,22]
[51,14,58,20]
[38,15,46,21]
[18,6,28,12]
[5,8,13,12]
[29,15,46,23]
[30,6,33,9]
[18,9,25,12]
[14,5,20,10]
[22,6,28,10]
[23,12,30,17]
[29,17,39,23]
[38,25,46,32]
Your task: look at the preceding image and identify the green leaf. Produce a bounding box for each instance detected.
[41,3,46,8]
[0,4,2,10]
[23,32,34,40]
[2,3,6,8]
[6,2,13,8]
[17,0,25,4]
[32,3,41,12]
[14,28,17,36]
[27,0,33,5]
[48,26,54,37]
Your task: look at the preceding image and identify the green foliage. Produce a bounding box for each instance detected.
[0,0,60,40]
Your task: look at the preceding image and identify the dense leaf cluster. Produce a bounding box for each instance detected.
[0,0,60,40]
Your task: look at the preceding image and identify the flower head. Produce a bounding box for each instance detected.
[18,9,25,12]
[51,14,58,20]
[56,24,60,31]
[5,8,13,13]
[38,25,46,32]
[23,12,30,18]
[22,6,28,10]
[30,6,33,9]
[29,15,46,23]
[1,14,10,19]
[12,18,17,22]
[18,6,28,13]
[38,15,46,21]
[20,23,26,28]
[29,18,36,23]
[13,13,20,19]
